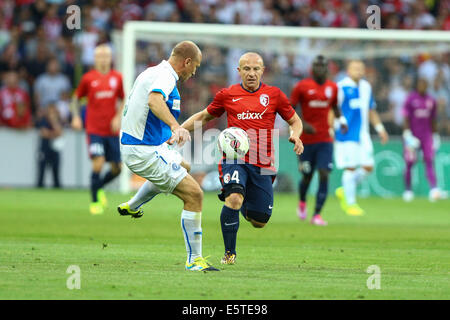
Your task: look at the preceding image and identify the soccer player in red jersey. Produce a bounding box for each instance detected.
[70,44,125,215]
[290,55,348,226]
[182,52,304,264]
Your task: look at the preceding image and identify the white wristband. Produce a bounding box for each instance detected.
[375,123,385,134]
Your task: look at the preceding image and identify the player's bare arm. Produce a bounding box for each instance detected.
[70,95,83,130]
[148,91,191,147]
[369,109,388,144]
[286,113,304,155]
[181,108,215,132]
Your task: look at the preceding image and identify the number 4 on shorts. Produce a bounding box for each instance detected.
[231,170,240,184]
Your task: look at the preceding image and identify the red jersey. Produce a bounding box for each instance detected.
[207,83,295,171]
[290,78,337,145]
[76,69,125,136]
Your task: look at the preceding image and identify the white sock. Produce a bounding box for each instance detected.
[354,167,370,185]
[181,210,202,264]
[342,170,357,205]
[128,181,161,210]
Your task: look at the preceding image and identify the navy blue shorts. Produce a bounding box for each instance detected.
[218,161,275,216]
[87,134,121,163]
[298,142,333,174]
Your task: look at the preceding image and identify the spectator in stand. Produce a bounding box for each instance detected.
[73,16,99,70]
[34,58,71,117]
[0,70,32,129]
[36,101,63,189]
[24,40,50,81]
[429,70,450,134]
[145,0,177,21]
[90,0,112,32]
[42,4,62,42]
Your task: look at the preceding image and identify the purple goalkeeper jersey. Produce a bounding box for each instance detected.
[402,91,436,140]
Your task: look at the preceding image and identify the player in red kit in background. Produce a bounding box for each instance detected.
[182,52,304,264]
[70,44,125,215]
[290,55,348,226]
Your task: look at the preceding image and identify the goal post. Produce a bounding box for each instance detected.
[120,21,450,93]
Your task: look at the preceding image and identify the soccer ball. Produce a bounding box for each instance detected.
[217,127,250,159]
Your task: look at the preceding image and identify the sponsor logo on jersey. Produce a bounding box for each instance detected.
[309,100,329,108]
[260,94,269,107]
[91,80,99,87]
[95,90,114,99]
[232,98,243,102]
[349,98,362,109]
[414,108,431,118]
[237,108,268,120]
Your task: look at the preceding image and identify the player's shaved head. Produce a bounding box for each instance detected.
[238,52,264,68]
[312,55,328,84]
[169,41,202,82]
[237,52,265,92]
[171,41,202,62]
[416,77,428,94]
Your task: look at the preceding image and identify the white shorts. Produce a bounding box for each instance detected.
[121,143,187,194]
[334,136,374,169]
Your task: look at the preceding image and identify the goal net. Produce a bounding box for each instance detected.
[112,22,450,196]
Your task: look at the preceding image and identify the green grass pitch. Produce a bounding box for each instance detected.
[0,189,449,300]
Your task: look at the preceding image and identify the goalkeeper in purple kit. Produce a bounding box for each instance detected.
[402,78,446,202]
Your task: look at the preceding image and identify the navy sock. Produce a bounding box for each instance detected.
[299,174,312,202]
[101,170,119,187]
[220,206,240,255]
[314,178,328,215]
[91,172,102,202]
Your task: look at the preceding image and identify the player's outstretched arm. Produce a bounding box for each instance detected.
[148,92,190,147]
[286,113,304,155]
[369,109,389,144]
[181,109,216,132]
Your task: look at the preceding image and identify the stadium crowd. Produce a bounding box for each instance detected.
[0,0,449,135]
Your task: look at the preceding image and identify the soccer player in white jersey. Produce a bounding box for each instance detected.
[117,41,219,271]
[334,60,389,216]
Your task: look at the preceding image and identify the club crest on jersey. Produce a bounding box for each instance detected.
[109,77,118,89]
[325,86,333,99]
[260,94,269,107]
[223,173,231,184]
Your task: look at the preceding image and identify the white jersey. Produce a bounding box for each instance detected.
[121,60,181,146]
[336,76,375,142]
[334,76,376,169]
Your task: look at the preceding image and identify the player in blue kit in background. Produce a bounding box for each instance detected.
[334,60,389,216]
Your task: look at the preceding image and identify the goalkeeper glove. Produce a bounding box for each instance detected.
[403,129,420,149]
[432,133,441,151]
